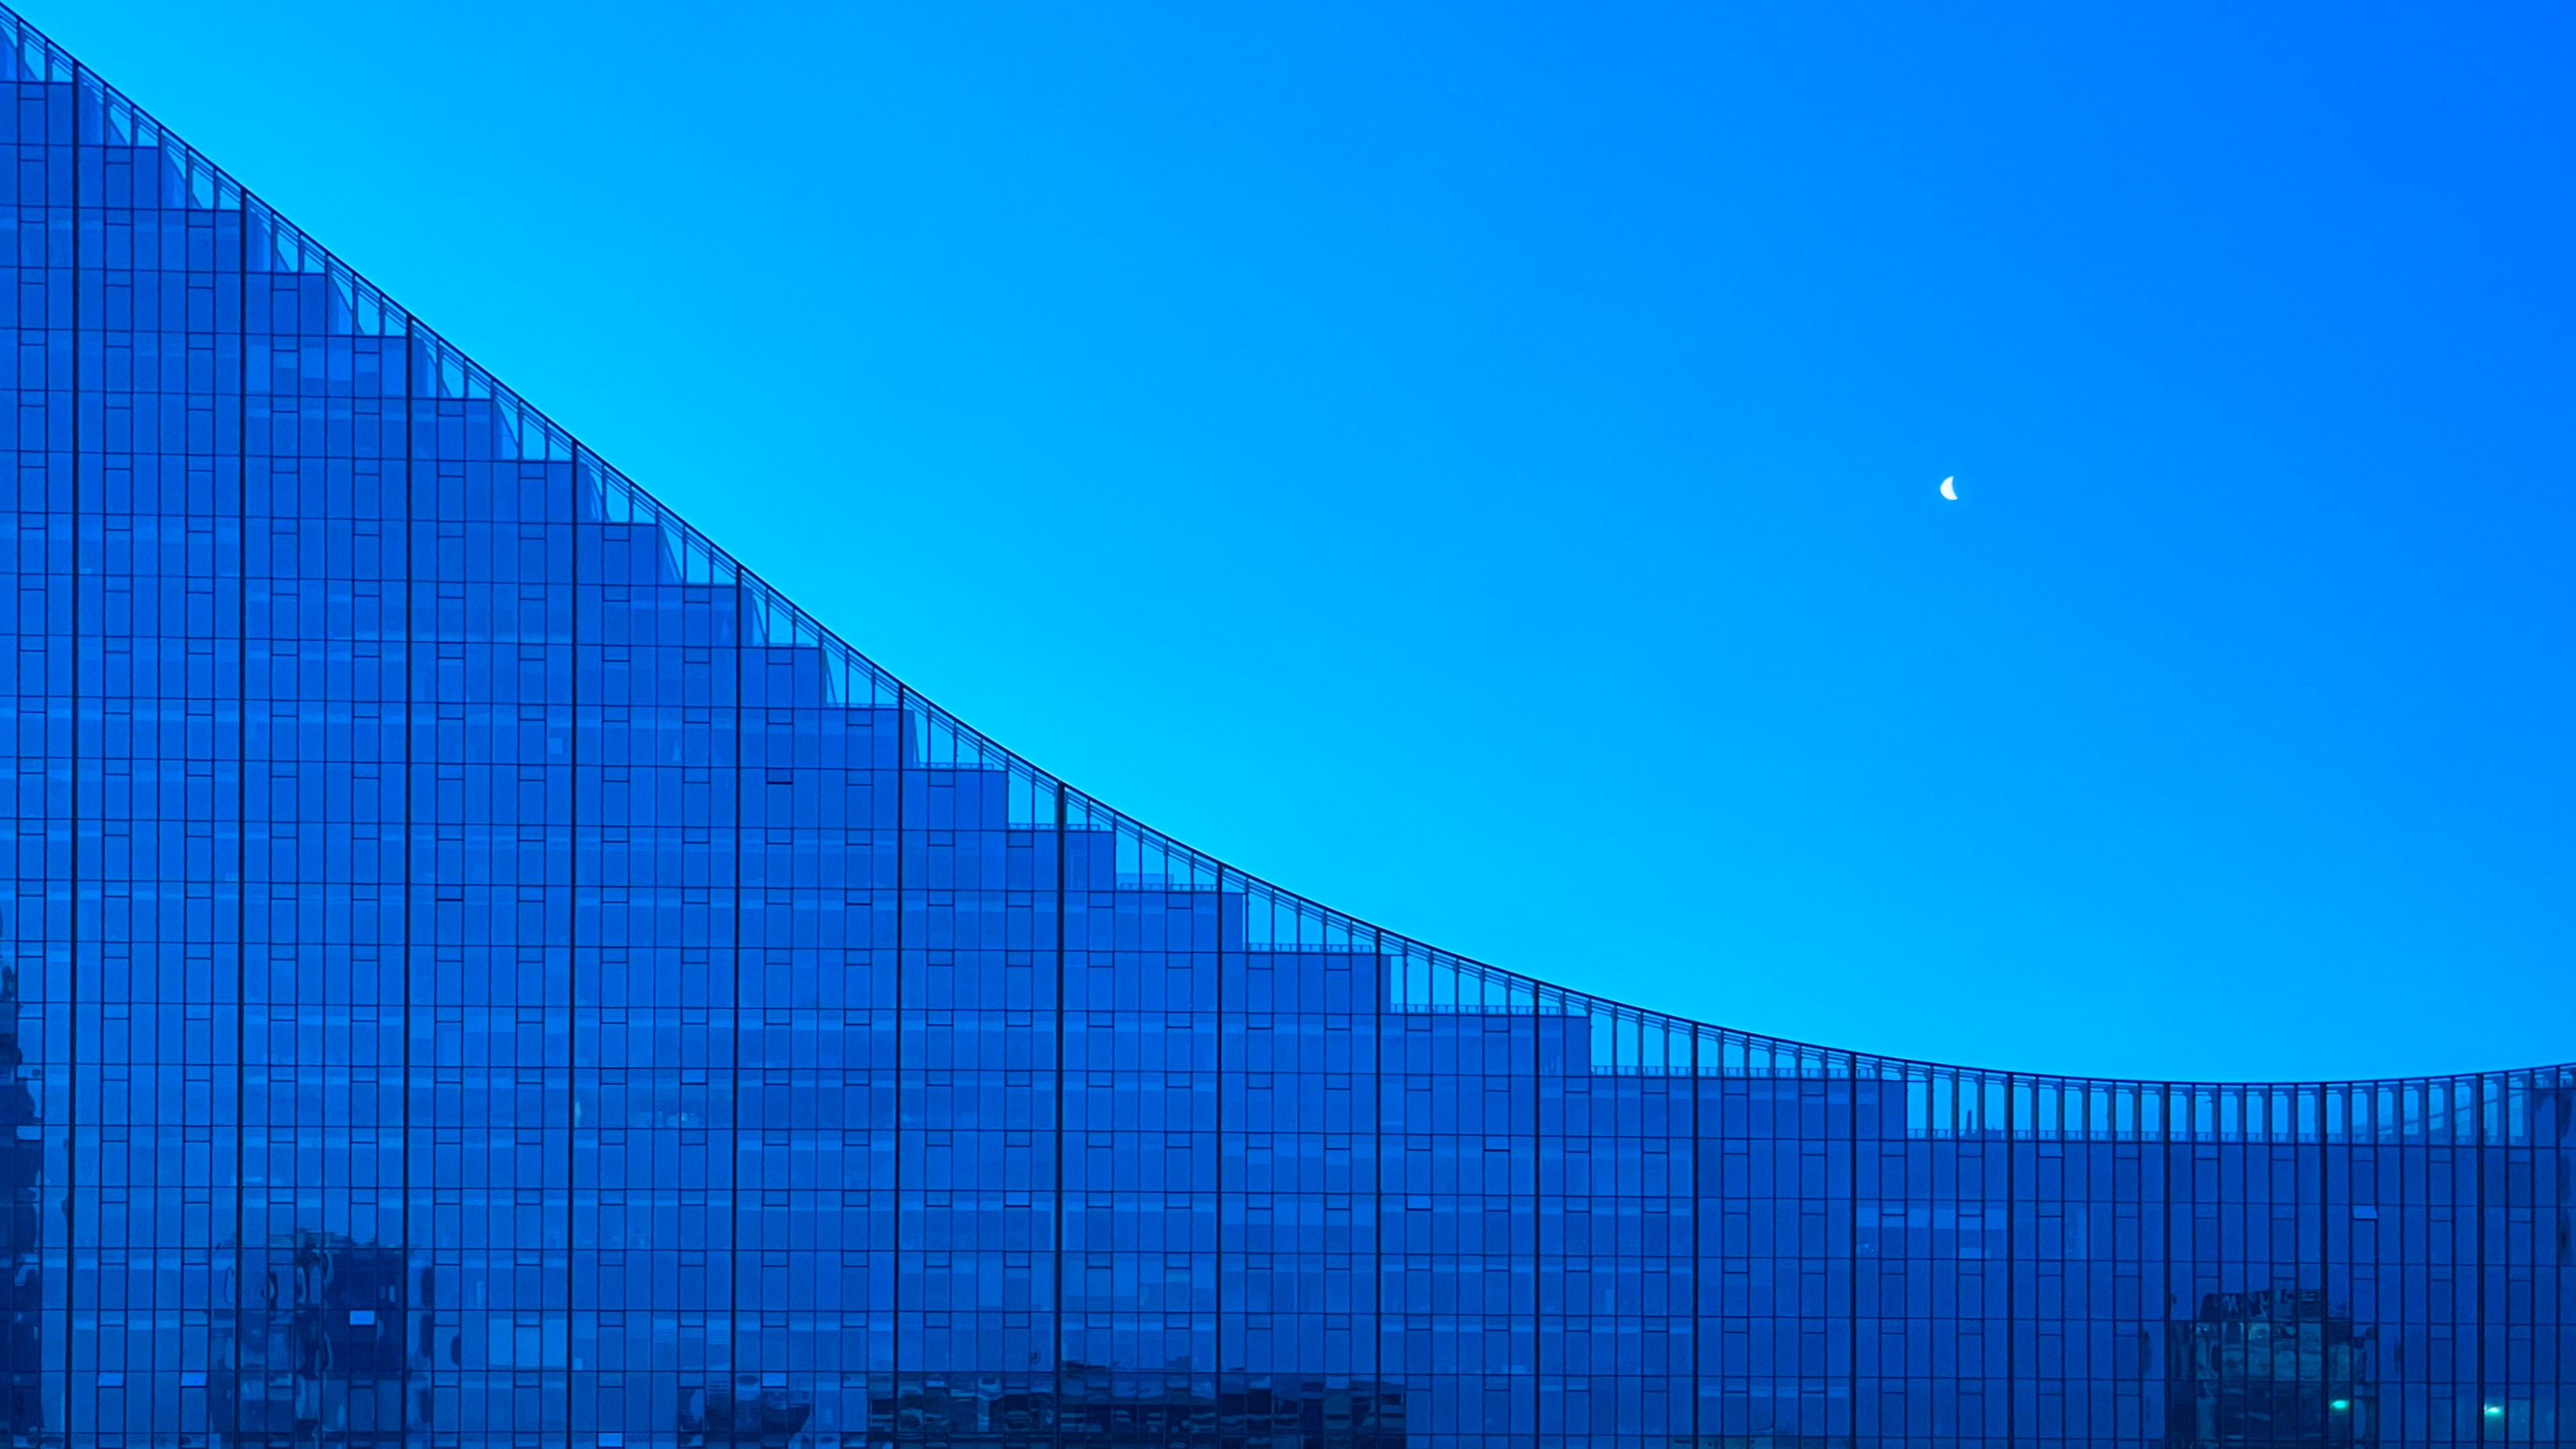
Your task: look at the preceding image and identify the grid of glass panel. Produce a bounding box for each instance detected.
[2,6,2570,1447]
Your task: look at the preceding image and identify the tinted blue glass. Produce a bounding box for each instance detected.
[2,6,2569,1447]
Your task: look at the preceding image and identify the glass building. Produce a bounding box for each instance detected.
[2,6,2568,1446]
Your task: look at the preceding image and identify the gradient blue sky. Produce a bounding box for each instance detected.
[54,2,2573,1080]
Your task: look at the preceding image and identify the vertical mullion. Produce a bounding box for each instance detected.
[890,683,906,1435]
[231,183,253,1449]
[1848,1055,1860,1449]
[1368,928,1383,1449]
[729,575,746,1435]
[1211,867,1224,1435]
[60,61,79,1446]
[2475,1071,2487,1439]
[2318,1080,2330,1444]
[564,449,580,1441]
[2161,1083,2174,1448]
[395,300,415,1443]
[1690,1029,1703,1449]
[1051,780,1066,1449]
[1532,979,1545,1446]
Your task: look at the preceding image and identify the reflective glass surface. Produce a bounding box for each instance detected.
[1,6,2569,1446]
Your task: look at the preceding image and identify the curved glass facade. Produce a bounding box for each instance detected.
[2,6,2569,1447]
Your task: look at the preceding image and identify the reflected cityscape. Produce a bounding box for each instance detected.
[2166,1290,2374,1448]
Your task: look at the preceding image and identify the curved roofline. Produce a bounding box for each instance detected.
[19,2,2565,1104]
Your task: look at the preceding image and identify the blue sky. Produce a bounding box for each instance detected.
[55,1,2573,1080]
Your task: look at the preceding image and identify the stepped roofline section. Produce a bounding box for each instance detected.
[14,0,2562,1133]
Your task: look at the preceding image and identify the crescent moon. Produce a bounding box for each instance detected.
[1939,476,1957,501]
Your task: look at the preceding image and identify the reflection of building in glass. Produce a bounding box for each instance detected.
[5,2,2572,1444]
[875,1368,1405,1449]
[216,1232,405,1443]
[683,1381,814,1446]
[0,949,39,1442]
[2167,1289,2375,1447]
